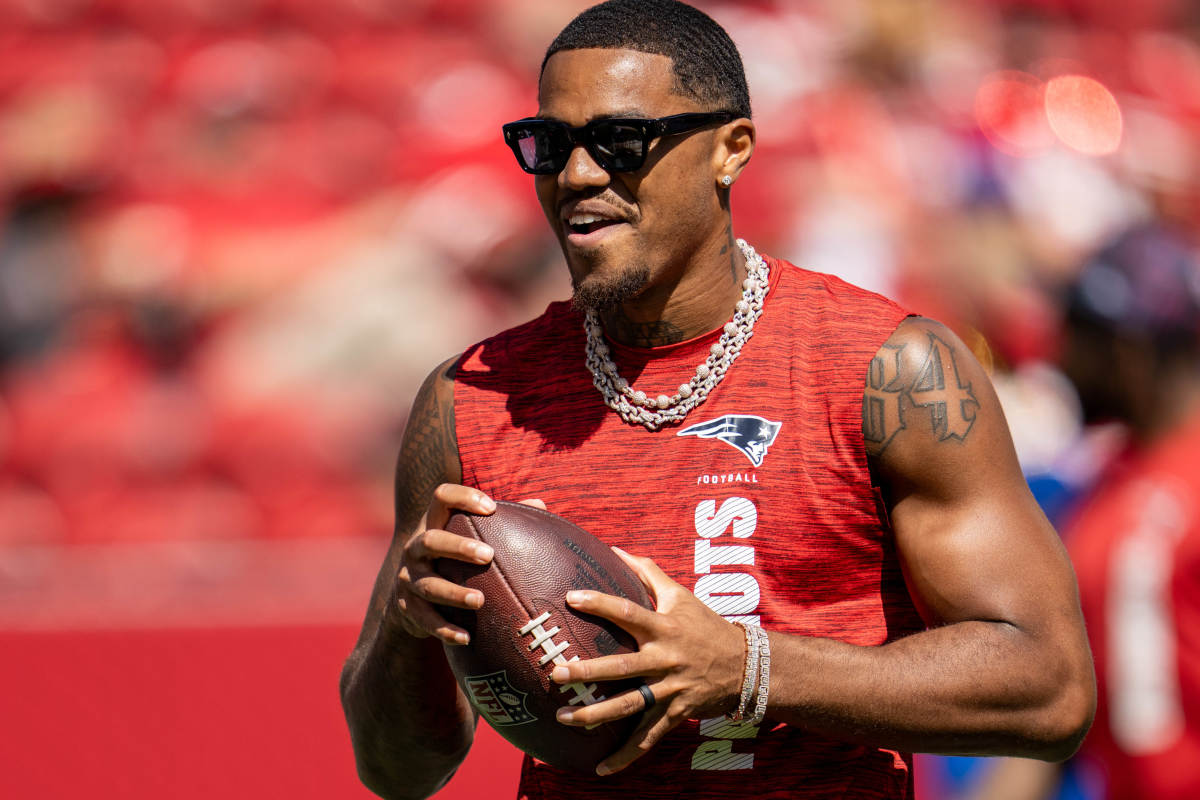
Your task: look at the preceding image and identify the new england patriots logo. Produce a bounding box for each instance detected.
[677,415,782,467]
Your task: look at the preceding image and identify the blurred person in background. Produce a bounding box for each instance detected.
[963,224,1200,800]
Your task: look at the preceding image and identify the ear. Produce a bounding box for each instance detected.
[712,117,756,187]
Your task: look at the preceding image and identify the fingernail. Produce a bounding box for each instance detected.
[474,543,494,561]
[565,590,584,605]
[479,494,496,512]
[557,708,574,723]
[454,632,469,645]
[551,666,569,682]
[467,593,484,609]
[596,764,612,776]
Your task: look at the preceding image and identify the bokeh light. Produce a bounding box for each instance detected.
[975,71,1055,157]
[1044,75,1123,156]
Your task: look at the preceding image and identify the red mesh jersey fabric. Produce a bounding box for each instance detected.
[455,256,923,799]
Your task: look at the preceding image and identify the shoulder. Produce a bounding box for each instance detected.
[768,259,911,358]
[760,259,914,398]
[863,316,1009,477]
[392,354,463,529]
[458,300,580,376]
[771,257,909,317]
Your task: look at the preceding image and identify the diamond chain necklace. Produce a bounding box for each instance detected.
[583,239,770,431]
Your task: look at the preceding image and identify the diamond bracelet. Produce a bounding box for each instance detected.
[750,626,771,726]
[725,621,758,723]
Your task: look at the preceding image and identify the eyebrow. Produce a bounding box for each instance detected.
[533,109,652,124]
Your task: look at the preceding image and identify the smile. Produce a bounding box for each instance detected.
[567,214,624,235]
[561,205,632,247]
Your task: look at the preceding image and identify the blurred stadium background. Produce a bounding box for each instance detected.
[0,0,1196,796]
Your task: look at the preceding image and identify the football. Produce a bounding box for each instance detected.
[436,501,653,773]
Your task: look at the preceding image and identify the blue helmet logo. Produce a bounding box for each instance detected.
[677,415,782,467]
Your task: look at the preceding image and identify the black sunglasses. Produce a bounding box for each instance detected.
[502,111,735,175]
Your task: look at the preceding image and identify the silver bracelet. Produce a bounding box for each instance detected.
[750,627,771,726]
[725,622,758,722]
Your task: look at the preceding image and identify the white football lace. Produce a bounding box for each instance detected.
[520,612,605,716]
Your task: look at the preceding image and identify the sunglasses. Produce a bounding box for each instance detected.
[501,111,735,175]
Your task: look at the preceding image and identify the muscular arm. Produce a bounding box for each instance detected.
[761,317,1094,757]
[553,317,1095,773]
[339,357,477,800]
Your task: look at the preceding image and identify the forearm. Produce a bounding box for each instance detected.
[764,620,1093,761]
[341,618,476,800]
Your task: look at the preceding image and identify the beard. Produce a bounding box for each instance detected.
[570,263,651,311]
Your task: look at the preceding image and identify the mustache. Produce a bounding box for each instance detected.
[557,189,636,217]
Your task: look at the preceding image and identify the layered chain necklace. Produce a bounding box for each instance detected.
[583,239,770,431]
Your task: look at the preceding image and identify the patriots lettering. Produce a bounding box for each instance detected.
[695,497,756,539]
[691,739,755,771]
[694,572,761,616]
[694,540,754,574]
[689,495,762,771]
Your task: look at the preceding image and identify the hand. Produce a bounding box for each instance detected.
[388,483,494,645]
[389,485,548,645]
[549,547,746,776]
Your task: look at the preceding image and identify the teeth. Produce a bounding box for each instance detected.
[568,214,604,226]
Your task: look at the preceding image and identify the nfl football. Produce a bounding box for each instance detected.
[436,501,653,773]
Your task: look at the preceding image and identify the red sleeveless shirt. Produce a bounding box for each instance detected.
[454,256,923,799]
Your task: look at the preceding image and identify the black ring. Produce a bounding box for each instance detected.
[636,683,656,712]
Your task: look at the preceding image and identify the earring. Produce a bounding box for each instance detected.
[721,175,733,187]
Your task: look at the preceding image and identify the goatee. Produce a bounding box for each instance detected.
[570,264,651,312]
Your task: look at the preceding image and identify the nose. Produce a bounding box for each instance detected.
[558,144,610,191]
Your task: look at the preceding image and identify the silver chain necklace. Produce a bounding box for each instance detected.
[583,239,770,431]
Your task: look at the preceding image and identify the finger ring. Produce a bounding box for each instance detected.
[636,683,656,712]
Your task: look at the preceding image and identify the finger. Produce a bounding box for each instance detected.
[425,483,496,530]
[564,589,659,639]
[396,593,472,645]
[518,498,547,510]
[407,569,486,611]
[597,706,679,775]
[551,650,651,685]
[555,681,659,727]
[411,528,494,565]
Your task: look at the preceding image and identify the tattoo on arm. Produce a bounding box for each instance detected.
[863,343,907,451]
[343,357,461,678]
[910,333,979,442]
[394,360,461,534]
[863,332,980,455]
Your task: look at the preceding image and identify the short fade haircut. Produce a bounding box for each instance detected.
[542,0,752,119]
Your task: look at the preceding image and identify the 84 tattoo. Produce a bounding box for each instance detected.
[863,332,979,454]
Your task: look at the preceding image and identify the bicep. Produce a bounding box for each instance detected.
[866,319,1077,630]
[353,356,463,650]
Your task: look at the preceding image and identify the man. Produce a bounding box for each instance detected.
[963,225,1200,800]
[339,2,1094,798]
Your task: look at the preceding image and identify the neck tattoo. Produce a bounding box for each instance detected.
[583,239,770,431]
